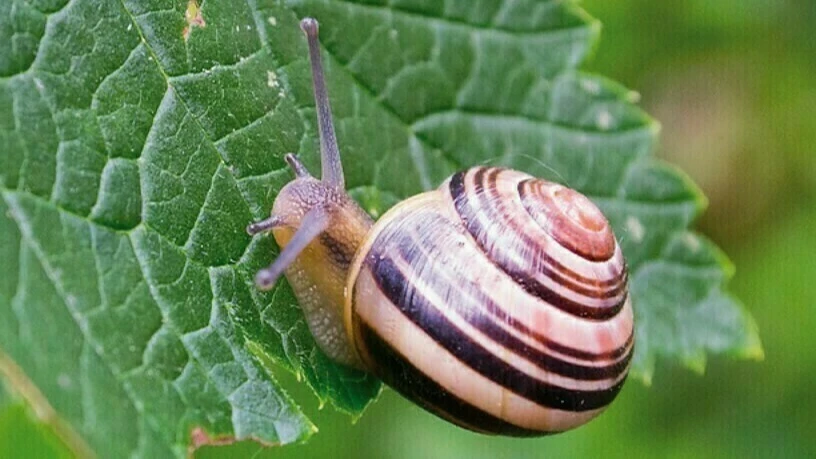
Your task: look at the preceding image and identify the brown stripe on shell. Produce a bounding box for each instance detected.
[448,168,626,320]
[362,249,628,411]
[476,167,624,287]
[412,241,635,364]
[478,168,628,299]
[517,178,616,262]
[356,320,551,436]
[346,191,633,434]
[387,222,634,378]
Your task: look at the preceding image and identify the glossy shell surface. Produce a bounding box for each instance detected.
[345,166,633,435]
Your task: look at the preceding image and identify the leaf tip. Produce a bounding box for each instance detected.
[585,18,603,58]
[630,370,653,387]
[626,90,642,104]
[348,411,365,425]
[590,18,602,37]
[662,161,710,214]
[648,118,662,139]
[743,344,765,362]
[738,318,765,362]
[682,355,708,375]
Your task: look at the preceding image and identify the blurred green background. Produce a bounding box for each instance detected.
[3,1,814,457]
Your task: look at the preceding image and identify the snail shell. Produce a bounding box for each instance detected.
[248,17,633,437]
[347,167,632,435]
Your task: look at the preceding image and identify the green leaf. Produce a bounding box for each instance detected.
[0,403,74,459]
[0,0,761,456]
[0,380,7,411]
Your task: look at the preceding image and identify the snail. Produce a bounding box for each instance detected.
[247,18,634,436]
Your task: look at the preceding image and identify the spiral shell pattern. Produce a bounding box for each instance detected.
[346,167,633,435]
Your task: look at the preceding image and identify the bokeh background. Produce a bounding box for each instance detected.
[3,1,814,457]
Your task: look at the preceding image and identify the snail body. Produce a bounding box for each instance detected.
[248,18,633,436]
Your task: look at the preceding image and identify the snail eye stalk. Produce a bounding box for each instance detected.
[300,18,344,189]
